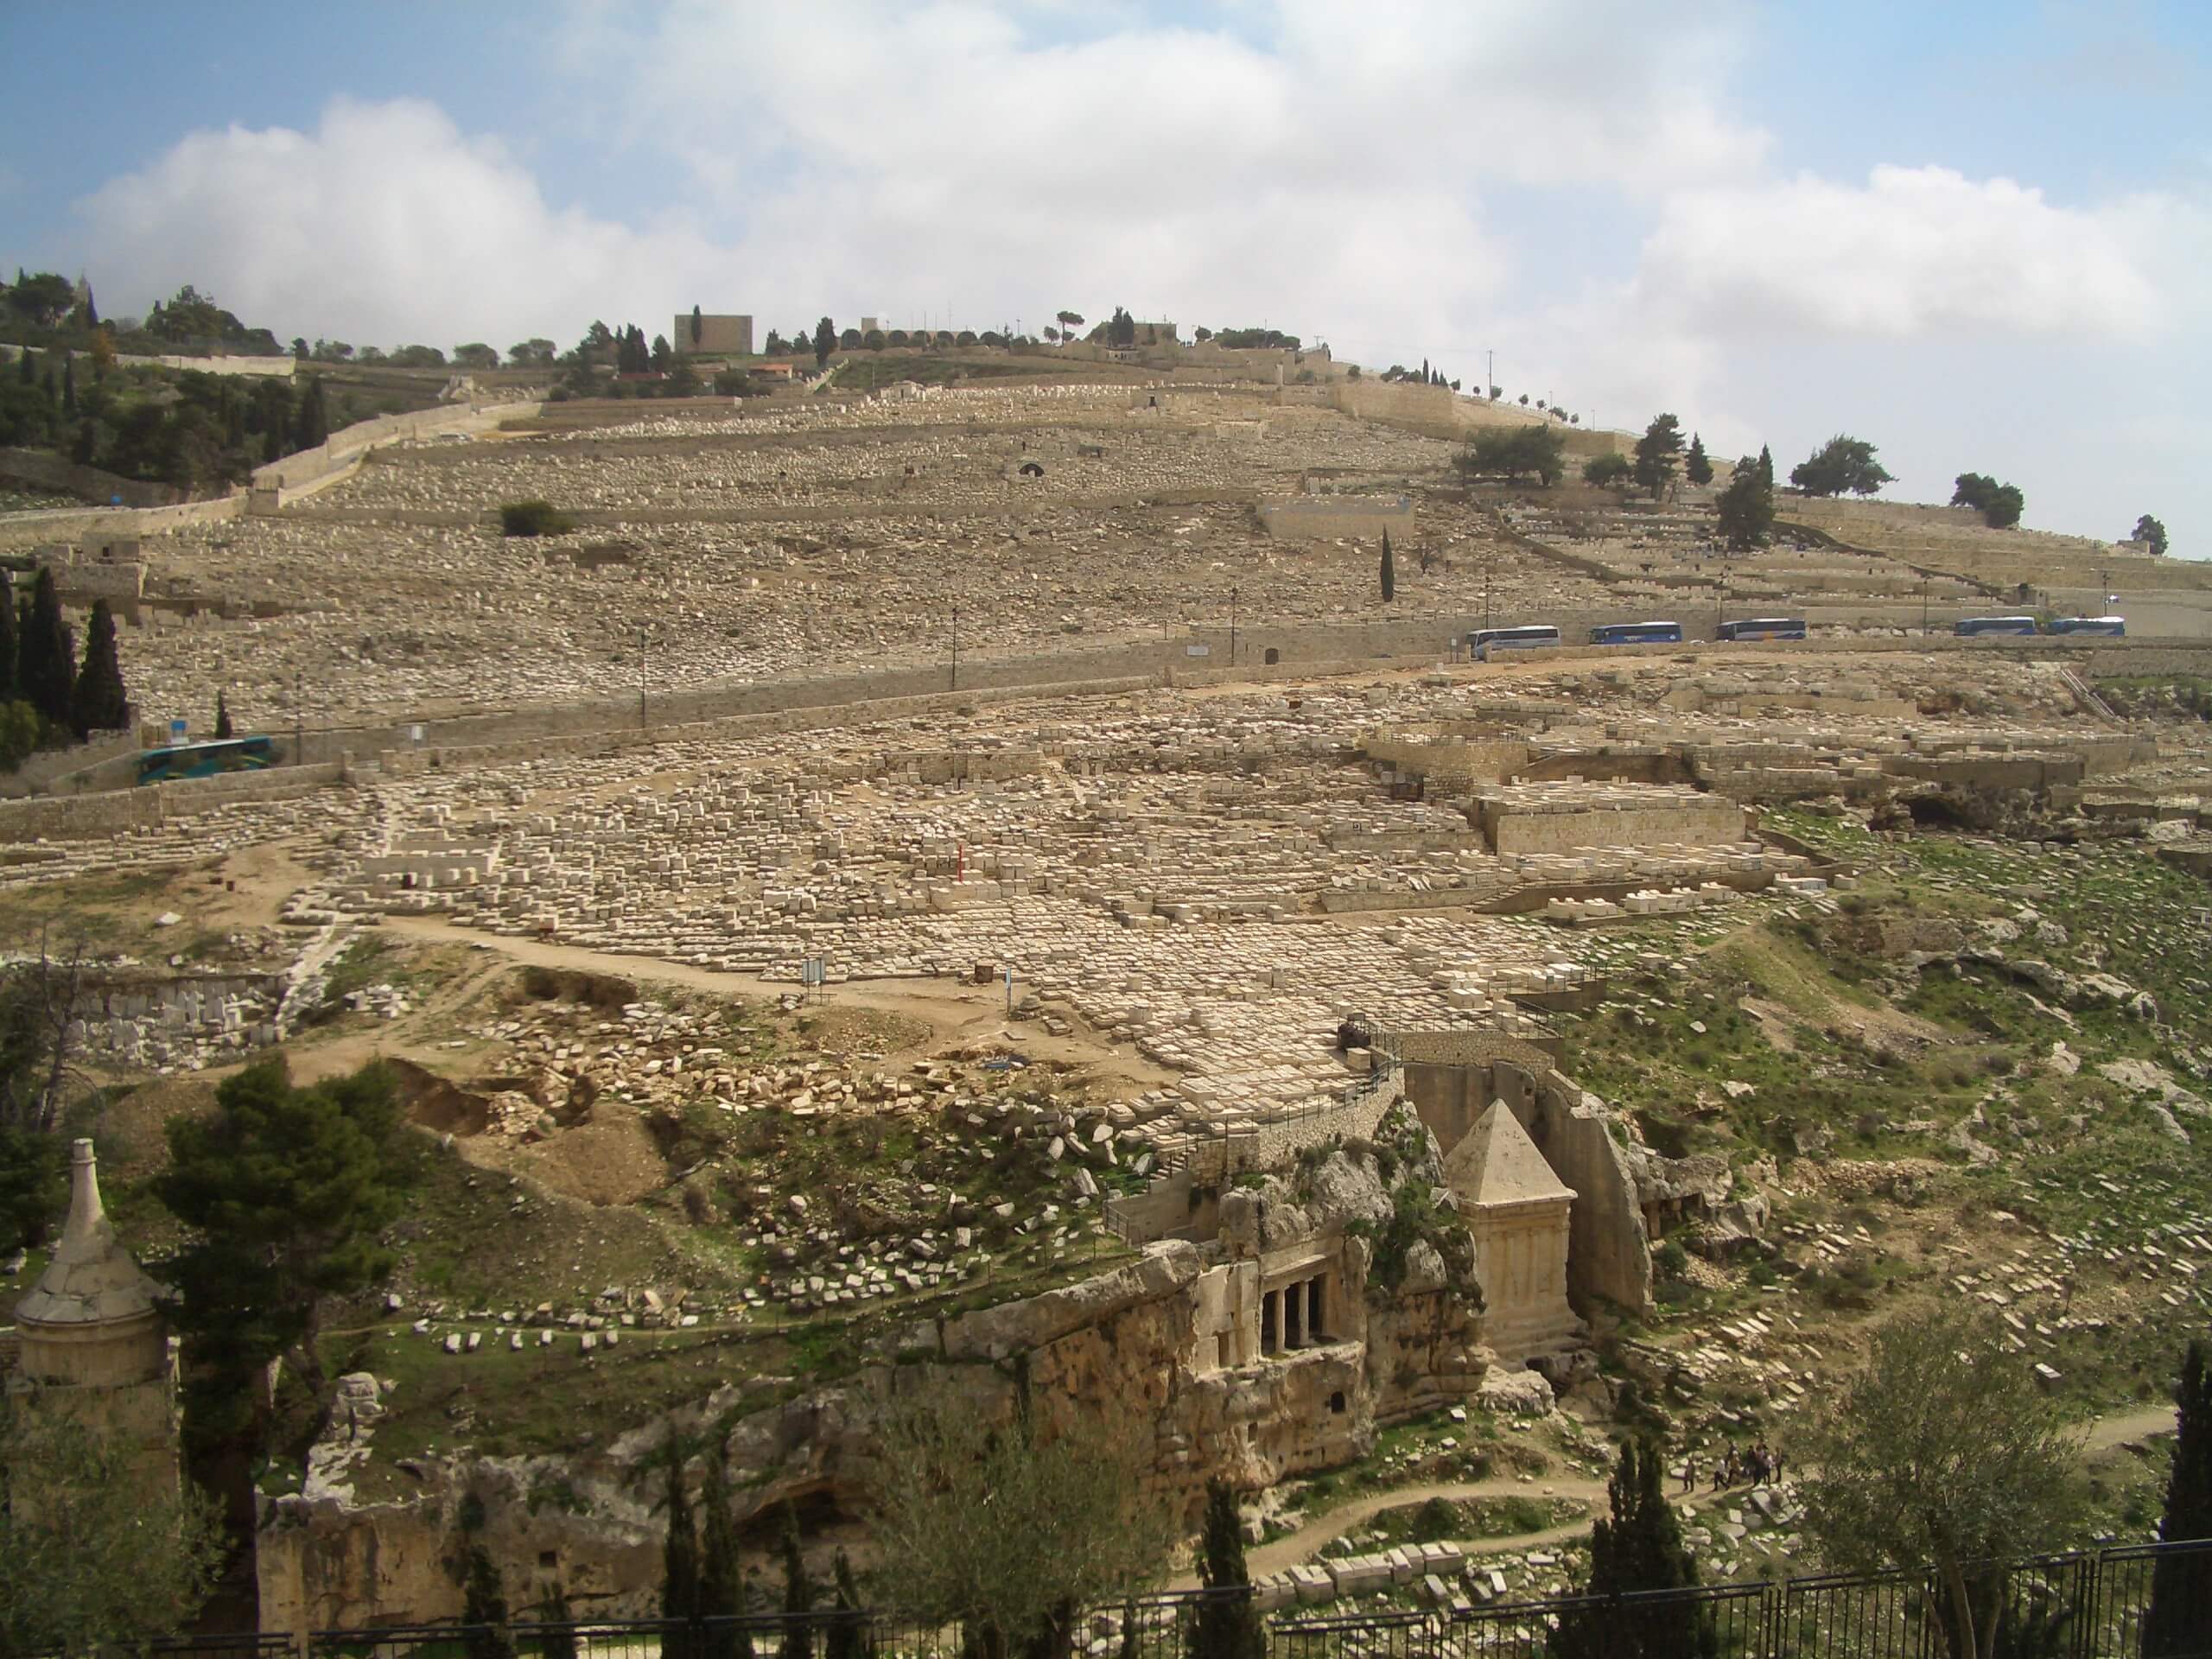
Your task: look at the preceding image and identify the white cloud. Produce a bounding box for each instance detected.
[41,3,2208,554]
[66,98,738,347]
[1636,165,2177,337]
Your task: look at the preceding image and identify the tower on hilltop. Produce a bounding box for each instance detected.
[9,1138,181,1498]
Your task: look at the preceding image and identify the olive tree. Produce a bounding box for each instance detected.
[1798,1305,2084,1659]
[864,1376,1171,1659]
[0,1400,226,1657]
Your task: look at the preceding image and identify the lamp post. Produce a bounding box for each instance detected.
[950,601,959,692]
[638,626,648,730]
[1229,584,1238,668]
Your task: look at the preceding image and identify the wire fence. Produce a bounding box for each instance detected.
[138,1540,2212,1659]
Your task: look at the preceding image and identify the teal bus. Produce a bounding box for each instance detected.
[136,736,276,785]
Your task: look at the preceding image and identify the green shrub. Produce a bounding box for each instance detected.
[499,499,574,537]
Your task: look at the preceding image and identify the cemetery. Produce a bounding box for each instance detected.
[3,365,2211,1637]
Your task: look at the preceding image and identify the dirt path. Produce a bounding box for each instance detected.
[1210,1398,2182,1586]
[1203,1473,1612,1588]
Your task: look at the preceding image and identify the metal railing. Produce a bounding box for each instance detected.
[135,1539,2212,1659]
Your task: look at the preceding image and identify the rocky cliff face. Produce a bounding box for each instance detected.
[259,1125,1491,1628]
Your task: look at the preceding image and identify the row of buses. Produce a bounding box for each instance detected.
[1465,619,1797,658]
[1953,615,2126,638]
[1465,614,2124,660]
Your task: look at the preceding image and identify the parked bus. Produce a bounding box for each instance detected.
[2050,615,2126,638]
[1953,616,2040,638]
[1716,617,1808,642]
[1466,624,1560,659]
[1588,620,1684,645]
[136,735,276,785]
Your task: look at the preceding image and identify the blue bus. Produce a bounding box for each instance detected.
[1954,616,2039,638]
[1717,617,1808,642]
[1467,625,1560,660]
[2050,615,2126,638]
[1589,620,1684,645]
[136,736,276,785]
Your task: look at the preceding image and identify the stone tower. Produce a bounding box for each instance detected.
[1444,1101,1581,1363]
[10,1138,181,1496]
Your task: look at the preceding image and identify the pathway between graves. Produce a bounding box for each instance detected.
[1216,1397,2182,1586]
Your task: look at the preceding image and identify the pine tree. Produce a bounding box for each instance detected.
[214,690,233,740]
[1192,1481,1265,1659]
[70,599,126,738]
[1553,1439,1717,1659]
[779,1505,814,1659]
[18,568,74,731]
[1716,462,1775,553]
[662,1451,702,1659]
[1380,531,1395,604]
[2145,1338,2212,1656]
[1757,444,1775,491]
[1684,434,1712,487]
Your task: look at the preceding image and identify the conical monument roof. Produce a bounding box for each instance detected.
[1444,1101,1575,1209]
[13,1139,168,1328]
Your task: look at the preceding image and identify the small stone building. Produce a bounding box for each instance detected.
[9,1138,181,1498]
[1444,1102,1580,1363]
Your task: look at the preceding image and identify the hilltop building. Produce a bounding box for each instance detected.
[672,313,753,357]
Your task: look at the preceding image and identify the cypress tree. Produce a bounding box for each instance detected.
[662,1452,701,1659]
[1757,444,1775,491]
[779,1505,814,1659]
[214,690,234,740]
[61,358,76,419]
[1553,1438,1717,1659]
[539,1584,579,1659]
[293,376,328,451]
[0,579,17,702]
[824,1550,868,1659]
[1380,530,1395,604]
[1684,434,1712,486]
[700,1441,750,1659]
[461,1540,515,1659]
[2145,1338,2212,1655]
[19,568,74,731]
[71,598,127,737]
[1192,1481,1265,1659]
[15,348,31,387]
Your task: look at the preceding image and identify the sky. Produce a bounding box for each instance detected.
[3,0,2207,555]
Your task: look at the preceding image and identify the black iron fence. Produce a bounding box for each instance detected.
[141,1541,2212,1659]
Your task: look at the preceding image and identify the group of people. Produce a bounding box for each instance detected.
[1680,1441,1784,1493]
